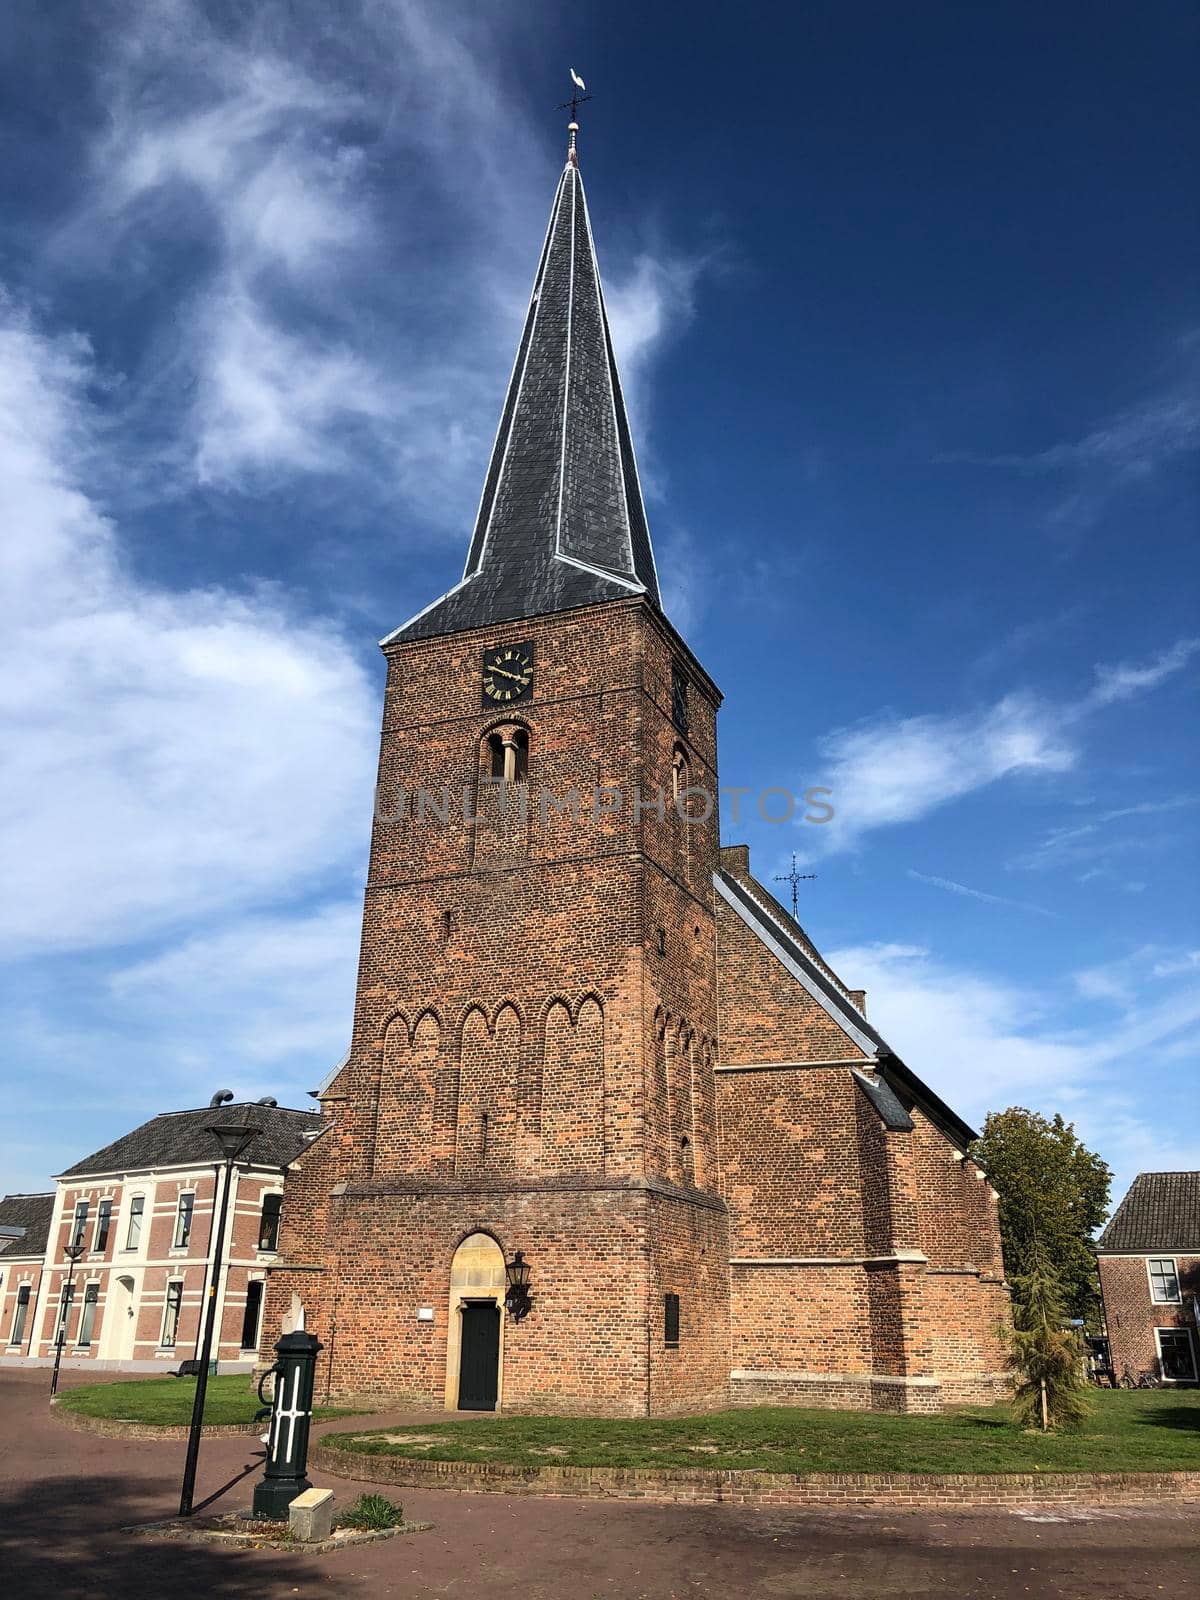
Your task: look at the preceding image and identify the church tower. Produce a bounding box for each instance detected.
[268,123,731,1414]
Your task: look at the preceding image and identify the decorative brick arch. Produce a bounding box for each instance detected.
[541,995,604,1174]
[376,1009,441,1173]
[456,1003,522,1175]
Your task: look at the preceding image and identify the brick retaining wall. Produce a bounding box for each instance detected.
[51,1405,260,1441]
[311,1441,1200,1509]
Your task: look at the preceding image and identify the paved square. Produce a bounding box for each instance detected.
[1,1372,1194,1599]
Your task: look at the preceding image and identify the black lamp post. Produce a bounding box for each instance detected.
[178,1121,260,1517]
[48,1238,87,1397]
[504,1250,532,1322]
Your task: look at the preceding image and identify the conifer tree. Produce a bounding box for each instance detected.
[1006,1235,1091,1431]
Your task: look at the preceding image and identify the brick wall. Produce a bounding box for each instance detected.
[1099,1254,1200,1382]
[0,1256,43,1356]
[15,1167,283,1369]
[266,596,1008,1416]
[265,598,730,1415]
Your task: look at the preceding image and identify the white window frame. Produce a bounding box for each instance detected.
[71,1199,89,1249]
[124,1194,145,1250]
[93,1198,112,1253]
[1154,1324,1198,1383]
[240,1278,265,1351]
[257,1191,283,1253]
[76,1281,100,1347]
[160,1280,184,1349]
[1146,1256,1182,1304]
[173,1191,195,1250]
[9,1284,31,1347]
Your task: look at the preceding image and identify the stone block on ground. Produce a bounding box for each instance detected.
[288,1486,334,1542]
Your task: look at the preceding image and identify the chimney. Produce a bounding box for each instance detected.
[720,844,750,877]
[849,990,867,1018]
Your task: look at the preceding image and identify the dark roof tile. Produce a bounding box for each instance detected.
[384,154,660,646]
[58,1103,322,1179]
[1096,1172,1200,1252]
[0,1192,54,1257]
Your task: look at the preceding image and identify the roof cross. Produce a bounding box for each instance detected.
[774,853,817,922]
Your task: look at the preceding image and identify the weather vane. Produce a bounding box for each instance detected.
[558,66,591,121]
[774,853,817,921]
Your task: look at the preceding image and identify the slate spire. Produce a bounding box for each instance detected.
[385,134,661,644]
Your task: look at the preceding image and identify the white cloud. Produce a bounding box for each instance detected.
[61,1,704,524]
[0,297,377,954]
[940,354,1200,531]
[110,902,360,1073]
[1084,637,1200,709]
[828,939,1200,1207]
[1151,950,1200,979]
[813,693,1073,851]
[829,941,1086,1113]
[1014,797,1197,873]
[193,289,394,483]
[605,252,702,442]
[906,869,1055,918]
[810,645,1199,854]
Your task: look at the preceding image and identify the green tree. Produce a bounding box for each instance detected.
[970,1107,1111,1324]
[1006,1236,1091,1431]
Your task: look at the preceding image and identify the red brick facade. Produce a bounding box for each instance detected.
[1098,1254,1200,1384]
[263,595,1008,1414]
[1,1166,284,1373]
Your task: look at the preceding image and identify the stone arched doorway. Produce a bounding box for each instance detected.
[445,1232,506,1412]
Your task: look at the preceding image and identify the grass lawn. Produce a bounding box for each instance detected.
[56,1374,354,1426]
[325,1390,1200,1476]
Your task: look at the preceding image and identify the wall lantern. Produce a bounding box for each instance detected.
[504,1250,532,1322]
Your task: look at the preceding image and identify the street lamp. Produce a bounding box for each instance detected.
[178,1121,261,1517]
[504,1250,532,1322]
[49,1238,87,1397]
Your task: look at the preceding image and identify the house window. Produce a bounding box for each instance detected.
[71,1200,89,1248]
[173,1193,195,1249]
[161,1281,184,1348]
[56,1281,75,1342]
[241,1280,265,1351]
[664,1291,680,1348]
[125,1195,144,1249]
[9,1285,30,1346]
[77,1283,100,1347]
[258,1193,283,1252]
[94,1199,112,1252]
[1148,1258,1181,1303]
[1156,1327,1198,1383]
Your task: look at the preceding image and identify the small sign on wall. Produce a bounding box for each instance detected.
[416,1306,434,1322]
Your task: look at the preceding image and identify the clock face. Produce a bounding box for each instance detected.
[481,642,534,706]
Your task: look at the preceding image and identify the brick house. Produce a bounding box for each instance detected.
[1097,1172,1200,1385]
[0,1193,53,1359]
[262,127,1009,1416]
[0,1098,319,1374]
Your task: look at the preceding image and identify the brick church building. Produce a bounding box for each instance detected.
[265,125,1008,1416]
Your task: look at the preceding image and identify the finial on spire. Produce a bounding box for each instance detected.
[558,67,592,166]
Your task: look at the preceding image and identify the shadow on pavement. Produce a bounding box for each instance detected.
[0,1473,320,1600]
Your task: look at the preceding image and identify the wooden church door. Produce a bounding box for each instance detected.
[458,1302,501,1410]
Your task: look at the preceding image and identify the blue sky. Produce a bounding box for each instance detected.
[1,1,1196,1213]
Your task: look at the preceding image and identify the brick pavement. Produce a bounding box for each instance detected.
[1,1370,1195,1599]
